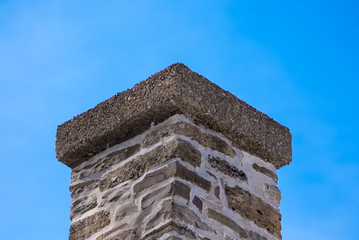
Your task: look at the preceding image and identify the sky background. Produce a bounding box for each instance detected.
[0,0,358,239]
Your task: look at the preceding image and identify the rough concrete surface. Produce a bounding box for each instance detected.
[56,63,292,169]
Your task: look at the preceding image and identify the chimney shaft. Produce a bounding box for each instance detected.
[56,63,292,240]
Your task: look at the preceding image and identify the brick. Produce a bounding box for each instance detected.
[69,211,110,240]
[252,163,278,183]
[145,200,212,233]
[225,185,281,238]
[99,139,201,191]
[70,180,98,197]
[70,194,97,220]
[109,228,137,240]
[225,235,235,240]
[208,208,248,238]
[133,161,177,193]
[208,156,247,181]
[134,159,210,194]
[165,237,183,240]
[142,221,196,240]
[264,183,281,204]
[108,185,131,203]
[175,162,211,191]
[141,180,190,209]
[214,185,220,199]
[144,122,236,157]
[170,138,202,167]
[115,202,138,221]
[249,230,268,240]
[71,144,140,182]
[192,195,203,212]
[95,224,127,240]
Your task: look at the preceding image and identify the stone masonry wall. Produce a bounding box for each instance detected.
[69,114,282,240]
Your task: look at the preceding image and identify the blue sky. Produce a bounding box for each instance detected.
[0,1,358,239]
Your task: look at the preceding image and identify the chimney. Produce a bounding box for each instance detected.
[56,63,292,240]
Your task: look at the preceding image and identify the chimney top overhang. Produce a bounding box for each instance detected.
[56,63,292,169]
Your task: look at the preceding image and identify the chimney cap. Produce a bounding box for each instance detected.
[56,63,292,169]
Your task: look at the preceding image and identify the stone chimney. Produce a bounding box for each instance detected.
[56,63,292,240]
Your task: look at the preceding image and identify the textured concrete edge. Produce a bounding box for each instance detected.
[56,63,292,169]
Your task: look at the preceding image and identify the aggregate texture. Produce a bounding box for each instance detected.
[56,63,292,169]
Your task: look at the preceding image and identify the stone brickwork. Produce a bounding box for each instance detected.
[56,63,292,240]
[66,115,283,240]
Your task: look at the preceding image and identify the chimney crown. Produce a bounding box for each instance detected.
[56,63,292,169]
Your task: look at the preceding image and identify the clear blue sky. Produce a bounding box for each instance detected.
[1,1,358,239]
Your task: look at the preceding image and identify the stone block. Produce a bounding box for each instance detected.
[144,200,212,233]
[165,237,183,240]
[252,163,278,183]
[99,138,201,191]
[144,122,236,157]
[166,138,202,167]
[208,156,247,181]
[214,185,220,199]
[108,228,137,240]
[107,185,131,203]
[134,159,210,195]
[141,180,190,209]
[192,195,203,212]
[175,161,211,192]
[70,193,97,220]
[207,208,248,238]
[71,144,140,182]
[142,221,196,240]
[133,161,178,193]
[225,185,281,238]
[95,224,127,240]
[264,183,281,204]
[249,230,268,240]
[69,210,110,240]
[70,180,98,198]
[115,202,138,221]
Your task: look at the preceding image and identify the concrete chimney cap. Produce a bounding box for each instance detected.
[56,63,292,169]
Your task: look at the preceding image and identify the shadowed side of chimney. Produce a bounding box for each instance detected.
[56,63,292,240]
